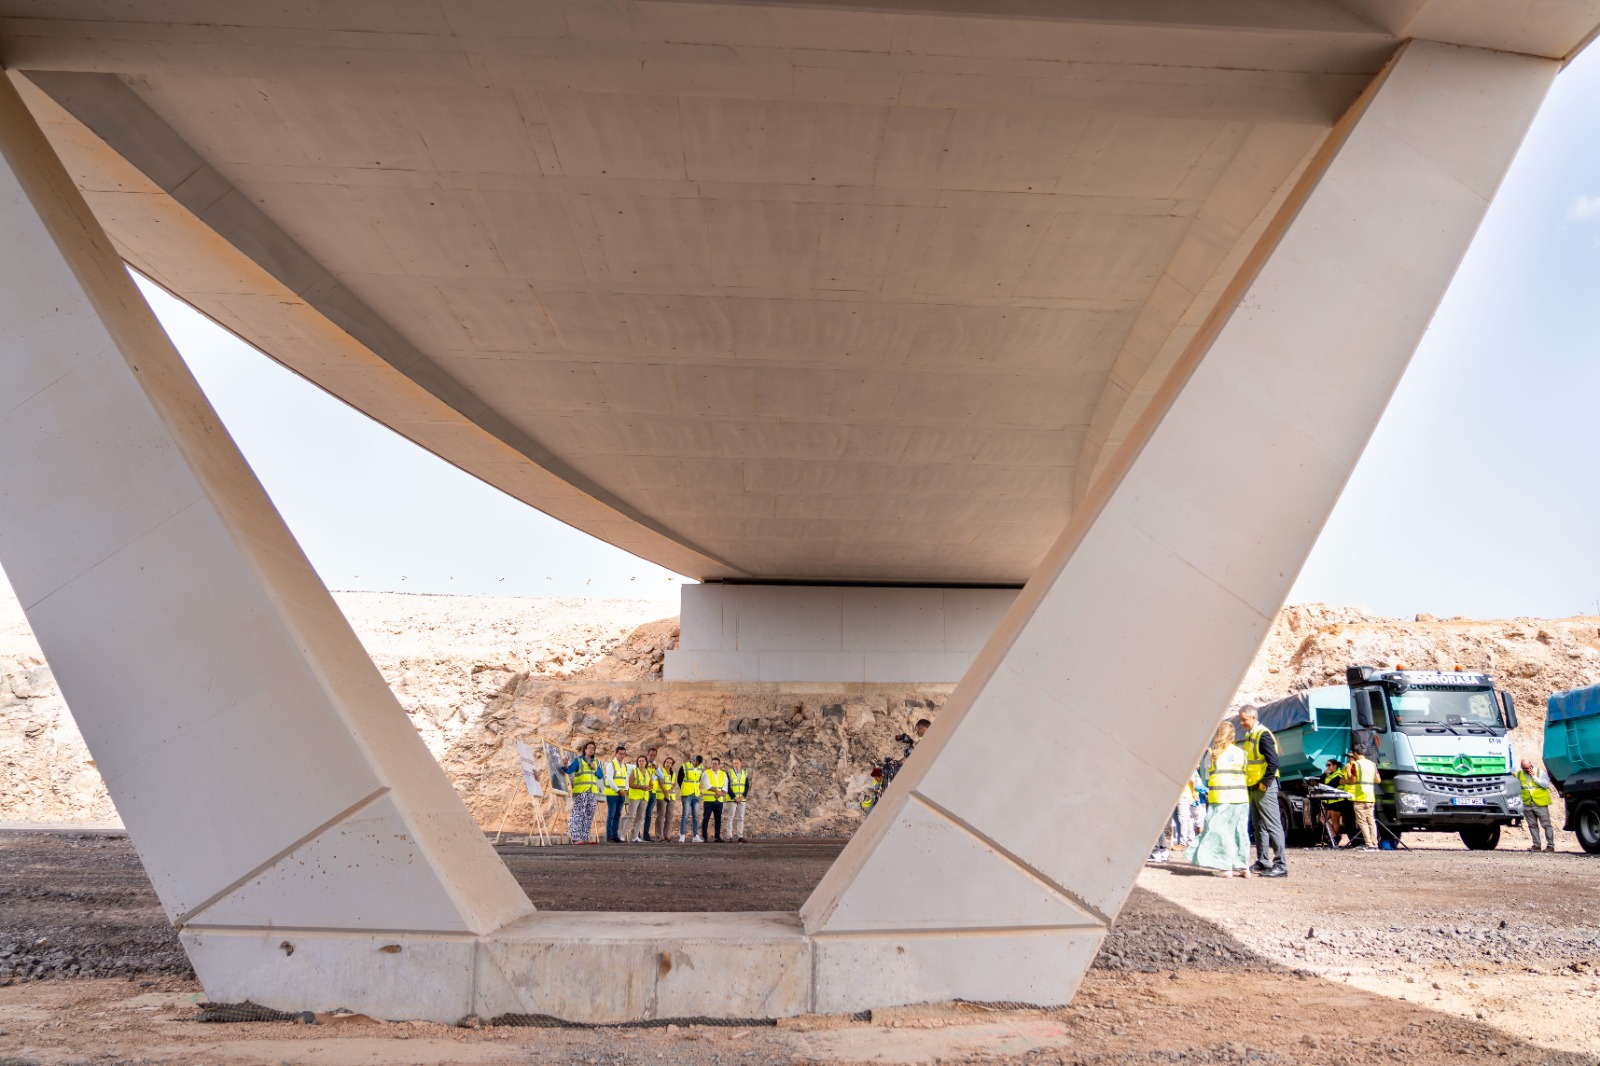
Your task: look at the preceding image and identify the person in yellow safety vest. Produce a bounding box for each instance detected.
[1319,758,1350,846]
[602,744,629,843]
[1518,757,1556,852]
[699,756,730,844]
[562,741,601,845]
[1190,722,1252,877]
[641,746,661,842]
[1342,748,1380,850]
[653,756,678,844]
[1236,707,1287,878]
[678,755,704,843]
[620,754,652,843]
[728,757,752,843]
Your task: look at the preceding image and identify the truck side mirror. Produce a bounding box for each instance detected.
[1500,691,1517,730]
[1352,689,1375,729]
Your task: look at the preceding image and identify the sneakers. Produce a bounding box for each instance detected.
[678,833,686,843]
[694,835,705,843]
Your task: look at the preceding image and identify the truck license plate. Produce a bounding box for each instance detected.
[1452,797,1485,806]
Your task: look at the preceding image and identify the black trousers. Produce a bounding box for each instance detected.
[701,801,724,841]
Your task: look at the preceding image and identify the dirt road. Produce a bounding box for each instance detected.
[2,831,1597,1064]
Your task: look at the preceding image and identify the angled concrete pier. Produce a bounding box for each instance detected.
[0,1,1588,1022]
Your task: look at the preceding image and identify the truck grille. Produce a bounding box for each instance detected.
[1418,773,1504,796]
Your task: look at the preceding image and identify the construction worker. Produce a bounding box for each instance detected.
[621,754,652,843]
[562,741,601,845]
[602,744,629,844]
[700,756,730,843]
[678,755,704,843]
[1518,757,1556,852]
[1237,707,1287,878]
[1343,746,1379,850]
[641,746,660,842]
[728,757,752,843]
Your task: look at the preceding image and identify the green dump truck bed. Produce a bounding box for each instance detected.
[1545,683,1600,785]
[1252,686,1353,783]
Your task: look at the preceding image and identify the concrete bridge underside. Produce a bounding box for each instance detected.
[0,0,1591,1022]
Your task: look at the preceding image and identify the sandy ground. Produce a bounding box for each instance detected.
[2,831,1598,1064]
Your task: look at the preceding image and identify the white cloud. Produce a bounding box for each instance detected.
[1567,194,1600,221]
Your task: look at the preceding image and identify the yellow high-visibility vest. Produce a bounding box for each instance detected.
[729,769,748,797]
[604,758,628,797]
[1241,725,1273,788]
[680,765,702,797]
[650,767,673,799]
[570,757,599,795]
[1207,746,1248,805]
[627,766,652,801]
[1518,770,1552,807]
[1343,757,1377,804]
[701,769,729,801]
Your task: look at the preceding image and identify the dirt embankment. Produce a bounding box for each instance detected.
[1234,603,1600,762]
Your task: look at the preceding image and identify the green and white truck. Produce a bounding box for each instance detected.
[1544,682,1600,854]
[1251,665,1523,850]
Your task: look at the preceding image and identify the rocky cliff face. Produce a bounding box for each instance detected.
[5,590,1599,830]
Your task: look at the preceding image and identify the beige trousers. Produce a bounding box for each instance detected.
[620,798,647,840]
[1353,802,1378,847]
[729,799,747,839]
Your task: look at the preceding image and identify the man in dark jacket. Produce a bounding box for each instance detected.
[1238,707,1287,877]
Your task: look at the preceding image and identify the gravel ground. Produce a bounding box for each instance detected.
[4,830,1599,1063]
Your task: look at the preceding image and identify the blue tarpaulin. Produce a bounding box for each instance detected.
[1548,682,1600,724]
[1252,691,1312,733]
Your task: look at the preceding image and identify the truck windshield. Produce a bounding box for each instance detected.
[1388,688,1500,728]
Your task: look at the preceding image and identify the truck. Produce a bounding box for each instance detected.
[1544,682,1600,854]
[1251,665,1522,850]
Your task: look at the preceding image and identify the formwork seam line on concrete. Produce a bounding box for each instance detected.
[809,924,1104,940]
[181,924,478,939]
[909,791,1112,928]
[174,786,390,928]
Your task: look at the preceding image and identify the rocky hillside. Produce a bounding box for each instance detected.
[6,587,1598,831]
[1234,604,1600,758]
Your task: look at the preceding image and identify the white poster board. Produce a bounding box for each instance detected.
[543,740,572,795]
[515,739,544,798]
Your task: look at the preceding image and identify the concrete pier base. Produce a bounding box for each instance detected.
[185,909,1102,1023]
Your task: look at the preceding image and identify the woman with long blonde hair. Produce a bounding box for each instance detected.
[1190,721,1252,877]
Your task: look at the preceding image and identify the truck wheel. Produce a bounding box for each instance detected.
[1459,825,1500,851]
[1575,801,1600,855]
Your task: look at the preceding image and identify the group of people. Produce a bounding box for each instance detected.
[1154,707,1382,878]
[1154,710,1565,874]
[561,742,752,845]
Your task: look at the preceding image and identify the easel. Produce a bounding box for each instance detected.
[493,786,556,846]
[492,738,560,846]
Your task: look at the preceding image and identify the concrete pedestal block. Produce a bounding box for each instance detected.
[185,914,1100,1023]
[667,584,1016,682]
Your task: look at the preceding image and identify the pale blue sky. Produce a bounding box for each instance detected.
[86,45,1600,619]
